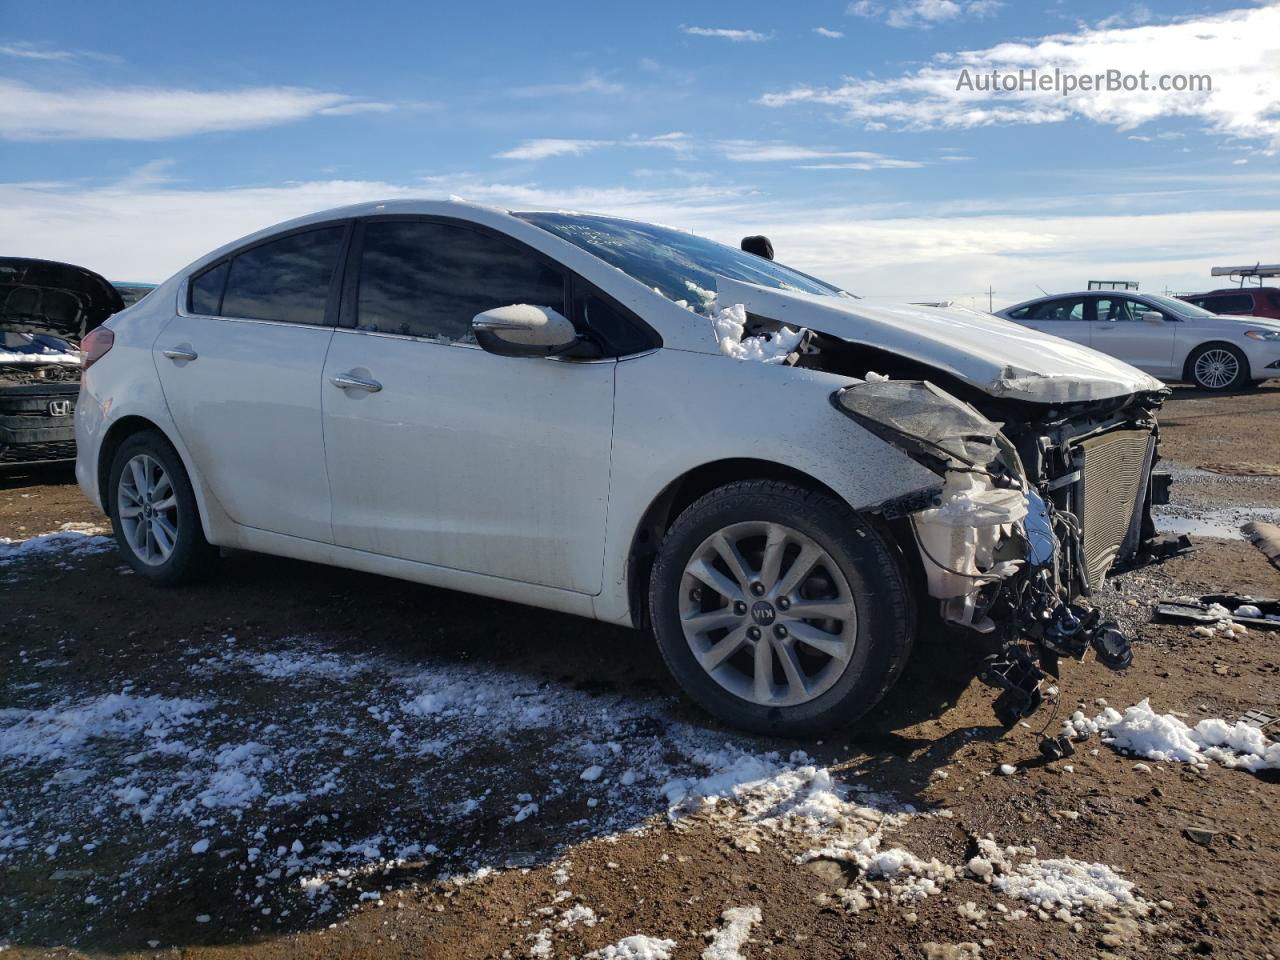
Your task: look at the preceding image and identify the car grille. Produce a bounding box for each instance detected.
[1076,428,1155,588]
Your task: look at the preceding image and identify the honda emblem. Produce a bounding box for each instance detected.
[47,400,72,417]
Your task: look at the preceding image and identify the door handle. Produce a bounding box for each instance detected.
[330,372,382,393]
[162,347,198,362]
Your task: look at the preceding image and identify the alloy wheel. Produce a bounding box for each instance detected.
[1194,348,1239,390]
[678,521,858,707]
[117,453,179,566]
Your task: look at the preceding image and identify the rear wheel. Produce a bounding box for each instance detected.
[108,430,216,585]
[648,479,915,735]
[1188,343,1249,391]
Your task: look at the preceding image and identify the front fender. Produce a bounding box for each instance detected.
[593,349,941,624]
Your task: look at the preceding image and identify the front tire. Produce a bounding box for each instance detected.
[1188,343,1250,392]
[108,430,216,585]
[648,479,915,735]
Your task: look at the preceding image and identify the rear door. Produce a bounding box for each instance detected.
[155,223,349,542]
[320,217,615,593]
[1010,296,1091,346]
[1088,296,1176,376]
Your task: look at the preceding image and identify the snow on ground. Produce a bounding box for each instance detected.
[0,528,114,567]
[0,626,1160,938]
[993,858,1144,915]
[2,584,1161,944]
[585,935,677,959]
[701,906,762,960]
[1063,699,1280,772]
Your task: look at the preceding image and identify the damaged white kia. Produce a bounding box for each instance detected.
[75,200,1178,734]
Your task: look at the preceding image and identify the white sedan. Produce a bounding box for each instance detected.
[77,200,1167,733]
[996,291,1280,391]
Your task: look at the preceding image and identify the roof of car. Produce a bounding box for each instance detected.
[1184,287,1279,296]
[999,290,1159,311]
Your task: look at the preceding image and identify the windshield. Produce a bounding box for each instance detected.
[514,212,846,314]
[1147,293,1215,318]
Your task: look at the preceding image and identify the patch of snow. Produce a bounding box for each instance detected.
[0,693,208,762]
[993,858,1144,915]
[1065,699,1280,772]
[585,935,677,960]
[0,530,115,567]
[701,906,761,960]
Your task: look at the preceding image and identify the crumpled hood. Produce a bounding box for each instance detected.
[0,257,124,343]
[716,277,1165,403]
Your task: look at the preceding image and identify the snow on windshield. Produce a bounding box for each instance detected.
[515,212,845,316]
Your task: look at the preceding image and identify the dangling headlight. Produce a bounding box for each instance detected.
[832,380,1004,469]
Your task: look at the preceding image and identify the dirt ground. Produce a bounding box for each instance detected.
[2,385,1279,960]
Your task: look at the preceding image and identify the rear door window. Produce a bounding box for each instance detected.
[1026,298,1085,321]
[219,227,344,325]
[189,261,229,316]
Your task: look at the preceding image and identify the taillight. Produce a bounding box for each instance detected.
[81,327,115,370]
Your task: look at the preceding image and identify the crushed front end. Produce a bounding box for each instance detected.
[834,377,1169,727]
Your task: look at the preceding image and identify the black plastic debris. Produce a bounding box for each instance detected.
[980,645,1045,728]
[1090,622,1134,670]
[1039,735,1076,761]
[1154,594,1280,631]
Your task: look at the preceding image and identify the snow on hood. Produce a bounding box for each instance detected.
[715,278,1164,404]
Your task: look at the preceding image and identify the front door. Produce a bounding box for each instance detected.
[1088,296,1175,376]
[320,217,615,594]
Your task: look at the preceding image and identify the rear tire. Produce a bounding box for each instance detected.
[108,430,216,585]
[1187,343,1249,392]
[648,479,915,735]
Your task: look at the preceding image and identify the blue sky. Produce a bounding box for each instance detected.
[1,0,1277,306]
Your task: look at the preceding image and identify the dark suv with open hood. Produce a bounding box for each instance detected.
[1,257,124,467]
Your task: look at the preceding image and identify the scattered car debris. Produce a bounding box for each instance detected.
[1153,594,1280,631]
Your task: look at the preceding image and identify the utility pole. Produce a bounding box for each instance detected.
[987,285,994,312]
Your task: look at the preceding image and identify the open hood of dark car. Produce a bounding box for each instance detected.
[0,257,125,343]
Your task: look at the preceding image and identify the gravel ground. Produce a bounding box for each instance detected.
[1,384,1278,960]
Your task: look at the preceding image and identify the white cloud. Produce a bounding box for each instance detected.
[1095,4,1153,30]
[497,135,919,168]
[765,5,1280,148]
[716,140,924,168]
[0,79,393,141]
[508,71,625,98]
[0,41,117,62]
[848,0,1001,29]
[681,26,770,42]
[497,138,610,160]
[496,133,691,161]
[814,27,845,38]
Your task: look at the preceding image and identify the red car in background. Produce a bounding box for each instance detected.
[1180,287,1280,321]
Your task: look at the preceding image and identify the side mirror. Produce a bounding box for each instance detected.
[472,304,580,358]
[1141,311,1164,324]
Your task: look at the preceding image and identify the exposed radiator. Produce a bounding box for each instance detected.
[1076,428,1155,589]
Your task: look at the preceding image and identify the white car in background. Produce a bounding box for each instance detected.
[77,200,1167,733]
[995,291,1280,392]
